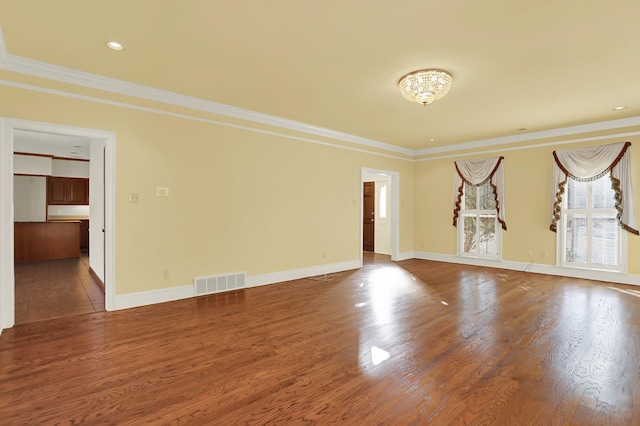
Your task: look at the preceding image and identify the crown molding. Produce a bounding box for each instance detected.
[416,131,640,162]
[1,25,638,160]
[0,26,413,157]
[415,117,640,157]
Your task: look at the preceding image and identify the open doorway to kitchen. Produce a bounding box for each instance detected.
[1,118,116,330]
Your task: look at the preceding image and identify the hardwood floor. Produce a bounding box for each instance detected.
[1,254,639,424]
[14,252,105,324]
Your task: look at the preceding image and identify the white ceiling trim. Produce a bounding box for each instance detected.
[1,25,638,159]
[416,131,640,162]
[0,26,413,157]
[0,79,412,162]
[415,117,640,157]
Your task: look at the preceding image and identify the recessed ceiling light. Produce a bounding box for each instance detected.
[429,138,436,142]
[106,41,125,51]
[613,106,627,111]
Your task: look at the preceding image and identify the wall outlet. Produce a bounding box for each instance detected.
[163,270,170,279]
[128,193,140,203]
[526,250,533,258]
[541,251,547,259]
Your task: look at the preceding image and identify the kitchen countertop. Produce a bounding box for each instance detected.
[47,216,89,221]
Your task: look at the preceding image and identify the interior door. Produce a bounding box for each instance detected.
[374,180,391,254]
[363,181,375,252]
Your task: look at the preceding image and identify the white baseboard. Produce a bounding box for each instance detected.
[413,251,640,286]
[113,253,639,312]
[113,259,362,311]
[114,285,194,310]
[394,251,415,261]
[246,259,361,288]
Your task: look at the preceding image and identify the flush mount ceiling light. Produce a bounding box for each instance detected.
[398,69,452,106]
[613,106,627,111]
[105,41,125,51]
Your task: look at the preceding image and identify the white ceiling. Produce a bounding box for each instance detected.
[1,1,639,152]
[13,130,91,160]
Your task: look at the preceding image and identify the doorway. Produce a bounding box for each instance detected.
[360,168,399,263]
[1,118,116,330]
[363,181,375,252]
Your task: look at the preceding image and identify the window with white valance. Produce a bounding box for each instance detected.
[551,141,637,271]
[453,156,506,259]
[550,141,638,235]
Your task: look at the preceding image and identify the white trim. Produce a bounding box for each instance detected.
[73,250,640,313]
[246,260,361,288]
[416,131,640,162]
[115,285,194,311]
[0,118,117,331]
[413,251,640,286]
[0,27,411,157]
[415,118,640,157]
[1,25,638,160]
[0,79,411,163]
[0,119,14,331]
[395,251,415,261]
[112,259,361,310]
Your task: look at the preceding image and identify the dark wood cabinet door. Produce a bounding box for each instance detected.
[48,178,67,203]
[47,177,89,205]
[68,179,88,204]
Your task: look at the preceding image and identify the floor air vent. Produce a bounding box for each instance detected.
[194,272,246,296]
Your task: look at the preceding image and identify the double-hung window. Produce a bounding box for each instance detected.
[453,156,505,260]
[559,172,623,271]
[458,180,500,259]
[551,142,638,273]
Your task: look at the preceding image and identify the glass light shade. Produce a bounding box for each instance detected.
[398,69,452,106]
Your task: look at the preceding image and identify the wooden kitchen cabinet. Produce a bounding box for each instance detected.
[47,177,89,205]
[14,222,81,262]
[79,220,89,250]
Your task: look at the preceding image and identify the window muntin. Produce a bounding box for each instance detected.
[560,173,622,271]
[458,180,500,259]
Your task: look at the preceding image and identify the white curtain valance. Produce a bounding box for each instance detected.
[453,156,506,230]
[550,141,638,235]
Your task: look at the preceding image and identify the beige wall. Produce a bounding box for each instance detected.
[2,73,639,299]
[0,82,414,294]
[414,132,640,275]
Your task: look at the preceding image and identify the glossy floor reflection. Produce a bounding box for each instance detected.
[14,253,105,324]
[1,255,639,424]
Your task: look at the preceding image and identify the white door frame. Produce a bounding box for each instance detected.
[360,167,400,264]
[0,118,116,331]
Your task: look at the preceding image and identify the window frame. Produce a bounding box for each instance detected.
[556,174,627,273]
[456,181,502,260]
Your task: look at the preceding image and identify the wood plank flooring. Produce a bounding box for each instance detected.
[14,253,105,324]
[1,253,639,424]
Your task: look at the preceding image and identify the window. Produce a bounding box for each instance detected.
[559,172,623,271]
[458,180,500,259]
[379,184,387,219]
